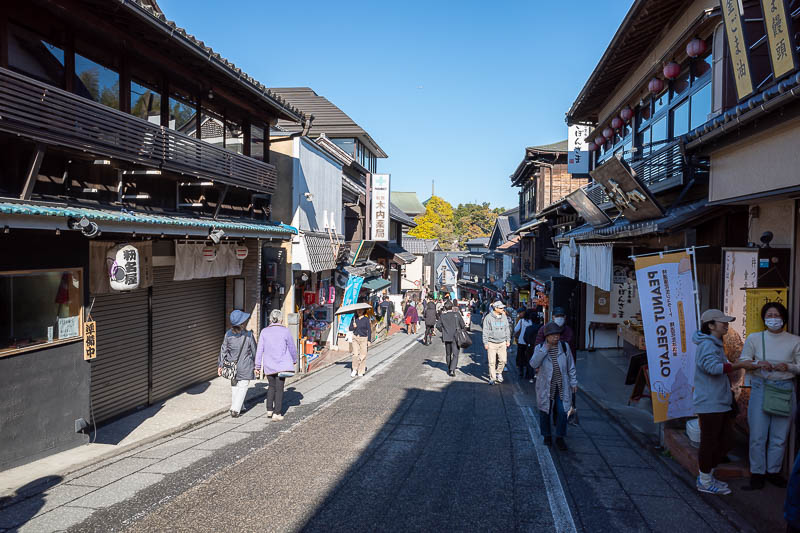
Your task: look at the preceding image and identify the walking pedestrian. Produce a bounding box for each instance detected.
[530,322,577,450]
[483,301,510,385]
[739,302,800,489]
[535,307,576,357]
[405,302,419,334]
[514,309,536,380]
[423,299,438,345]
[436,300,467,377]
[217,310,257,418]
[349,308,372,377]
[255,309,298,421]
[692,309,752,494]
[379,295,394,324]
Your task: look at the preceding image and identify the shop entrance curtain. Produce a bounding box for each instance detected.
[559,240,577,279]
[578,244,612,292]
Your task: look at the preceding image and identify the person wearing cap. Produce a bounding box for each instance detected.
[530,322,577,450]
[693,309,754,494]
[535,307,576,357]
[739,302,800,490]
[482,300,511,384]
[218,310,258,418]
[255,309,298,421]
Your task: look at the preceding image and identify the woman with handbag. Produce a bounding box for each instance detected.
[739,302,800,489]
[218,310,257,418]
[255,309,298,421]
[435,300,466,377]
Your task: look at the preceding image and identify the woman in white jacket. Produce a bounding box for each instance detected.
[530,322,577,450]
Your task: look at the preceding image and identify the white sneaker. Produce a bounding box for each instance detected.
[351,370,357,377]
[713,476,729,489]
[496,373,504,383]
[696,476,731,495]
[272,414,284,421]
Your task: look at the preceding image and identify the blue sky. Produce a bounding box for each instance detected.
[160,0,632,211]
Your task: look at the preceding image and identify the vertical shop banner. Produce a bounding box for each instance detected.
[337,275,365,334]
[567,124,592,176]
[745,288,788,335]
[760,0,797,80]
[370,173,391,241]
[723,249,758,342]
[633,250,699,423]
[720,0,754,100]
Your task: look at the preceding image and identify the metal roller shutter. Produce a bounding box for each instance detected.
[90,288,150,423]
[150,266,225,403]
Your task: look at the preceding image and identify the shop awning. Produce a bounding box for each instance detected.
[362,276,391,292]
[374,241,416,264]
[554,199,718,243]
[300,232,338,273]
[513,218,545,235]
[507,274,528,288]
[0,201,297,239]
[523,267,562,289]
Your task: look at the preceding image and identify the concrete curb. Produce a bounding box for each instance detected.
[0,332,416,505]
[578,385,757,533]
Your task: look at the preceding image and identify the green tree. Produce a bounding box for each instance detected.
[78,68,99,101]
[409,195,457,249]
[453,202,500,248]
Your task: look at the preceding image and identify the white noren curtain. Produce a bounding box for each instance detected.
[578,245,612,292]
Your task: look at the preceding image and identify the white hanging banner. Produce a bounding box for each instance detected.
[567,124,592,175]
[633,249,699,423]
[722,248,758,342]
[579,244,612,291]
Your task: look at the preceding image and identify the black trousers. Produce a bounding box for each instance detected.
[425,325,435,343]
[516,343,532,377]
[266,374,286,414]
[444,341,459,373]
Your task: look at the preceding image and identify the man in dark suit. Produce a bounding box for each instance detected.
[436,300,467,376]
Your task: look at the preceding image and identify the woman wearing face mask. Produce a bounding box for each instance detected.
[739,302,800,490]
[534,307,576,358]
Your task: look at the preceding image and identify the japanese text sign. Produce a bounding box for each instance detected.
[83,320,97,360]
[745,287,788,335]
[567,124,592,176]
[760,0,798,81]
[720,0,754,100]
[370,173,391,241]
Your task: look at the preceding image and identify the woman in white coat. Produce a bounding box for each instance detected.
[530,322,578,450]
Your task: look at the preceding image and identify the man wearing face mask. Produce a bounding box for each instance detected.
[739,302,800,490]
[535,307,576,357]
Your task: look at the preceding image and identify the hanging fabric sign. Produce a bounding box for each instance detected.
[745,288,788,335]
[108,244,140,291]
[633,249,699,423]
[579,245,612,291]
[337,275,365,334]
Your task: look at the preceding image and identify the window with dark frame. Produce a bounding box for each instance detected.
[74,53,119,109]
[0,268,84,357]
[7,23,65,87]
[130,79,161,124]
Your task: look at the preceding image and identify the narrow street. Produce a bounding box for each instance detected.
[2,322,740,533]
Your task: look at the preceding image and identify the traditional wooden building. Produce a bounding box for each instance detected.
[0,0,307,468]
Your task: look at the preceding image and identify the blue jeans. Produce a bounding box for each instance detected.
[748,377,795,474]
[540,395,567,438]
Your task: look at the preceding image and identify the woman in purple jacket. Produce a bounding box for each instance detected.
[255,309,298,421]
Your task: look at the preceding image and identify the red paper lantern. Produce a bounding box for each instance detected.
[686,38,708,58]
[663,61,681,79]
[611,117,623,130]
[587,142,599,152]
[620,107,634,123]
[602,127,614,139]
[594,136,606,147]
[648,77,665,94]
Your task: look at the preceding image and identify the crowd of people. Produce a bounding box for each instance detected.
[216,290,800,528]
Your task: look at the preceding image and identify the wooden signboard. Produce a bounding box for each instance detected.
[760,0,798,81]
[589,157,663,222]
[720,0,754,100]
[83,320,97,360]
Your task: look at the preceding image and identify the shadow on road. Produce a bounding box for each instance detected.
[0,475,62,531]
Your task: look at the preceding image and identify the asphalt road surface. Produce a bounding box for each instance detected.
[64,322,744,533]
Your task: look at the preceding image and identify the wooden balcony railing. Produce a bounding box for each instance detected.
[0,67,277,193]
[585,140,685,209]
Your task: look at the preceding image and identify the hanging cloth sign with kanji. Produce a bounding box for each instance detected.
[83,320,97,360]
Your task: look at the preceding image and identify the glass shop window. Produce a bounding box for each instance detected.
[7,24,65,87]
[75,53,119,109]
[0,268,84,356]
[690,82,712,131]
[672,99,690,138]
[131,80,161,124]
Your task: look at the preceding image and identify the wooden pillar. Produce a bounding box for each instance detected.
[64,31,75,92]
[0,6,8,69]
